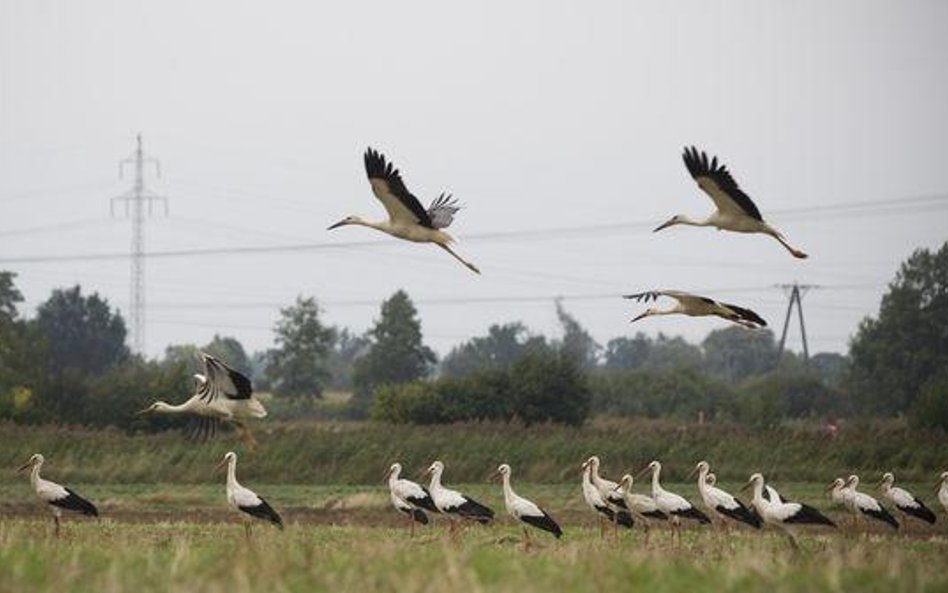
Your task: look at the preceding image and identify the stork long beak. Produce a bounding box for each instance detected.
[653,218,675,233]
[487,470,501,483]
[135,407,151,416]
[686,467,699,480]
[824,481,838,493]
[214,459,227,472]
[17,461,32,473]
[740,480,753,493]
[630,312,649,323]
[327,219,348,231]
[634,466,650,479]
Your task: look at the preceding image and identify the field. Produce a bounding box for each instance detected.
[1,421,947,592]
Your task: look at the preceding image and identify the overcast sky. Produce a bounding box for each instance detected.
[2,0,947,360]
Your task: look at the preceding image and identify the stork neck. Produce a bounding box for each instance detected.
[388,468,400,488]
[354,218,392,234]
[650,466,662,495]
[155,399,198,415]
[226,457,238,489]
[30,463,42,490]
[428,467,443,490]
[501,473,515,505]
[696,466,709,493]
[752,480,764,505]
[679,214,712,227]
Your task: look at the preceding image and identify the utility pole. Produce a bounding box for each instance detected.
[112,134,167,355]
[775,282,818,363]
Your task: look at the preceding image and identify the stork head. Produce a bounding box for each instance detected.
[742,473,764,493]
[653,215,685,233]
[689,460,710,480]
[424,460,444,477]
[387,462,402,481]
[614,474,633,494]
[938,472,948,492]
[215,451,237,471]
[136,401,168,415]
[846,474,859,488]
[630,308,657,323]
[490,463,511,482]
[879,472,894,489]
[636,460,659,479]
[17,453,43,473]
[327,215,363,230]
[826,477,845,493]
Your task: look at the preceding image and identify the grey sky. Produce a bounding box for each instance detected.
[2,0,947,359]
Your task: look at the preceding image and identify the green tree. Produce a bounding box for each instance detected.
[204,334,252,376]
[555,301,600,368]
[441,322,546,377]
[908,371,948,431]
[702,327,777,382]
[266,296,336,399]
[643,333,703,369]
[352,290,436,415]
[326,328,370,390]
[603,333,652,370]
[849,242,948,415]
[509,348,590,426]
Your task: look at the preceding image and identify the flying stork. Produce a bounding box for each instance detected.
[423,460,494,532]
[138,353,267,448]
[623,290,767,329]
[613,474,668,544]
[216,451,283,536]
[744,473,835,550]
[581,459,633,537]
[328,148,480,274]
[490,464,562,542]
[842,474,898,530]
[18,453,98,536]
[387,462,439,536]
[691,461,760,530]
[654,146,808,259]
[637,460,711,544]
[878,472,936,525]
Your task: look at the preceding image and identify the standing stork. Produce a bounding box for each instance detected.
[878,472,936,525]
[581,459,633,537]
[327,147,480,274]
[691,461,760,530]
[654,146,808,259]
[18,454,98,536]
[387,462,439,536]
[637,460,711,544]
[743,473,835,550]
[423,461,494,532]
[938,472,948,517]
[623,290,767,329]
[584,456,636,531]
[842,475,898,530]
[216,451,283,535]
[490,464,562,542]
[138,353,267,448]
[614,474,668,544]
[827,477,855,526]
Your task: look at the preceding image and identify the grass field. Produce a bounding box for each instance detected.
[2,421,946,592]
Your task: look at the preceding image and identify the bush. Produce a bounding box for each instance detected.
[737,370,848,427]
[590,368,736,421]
[909,373,948,431]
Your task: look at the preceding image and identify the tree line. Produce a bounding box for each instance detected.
[1,241,946,430]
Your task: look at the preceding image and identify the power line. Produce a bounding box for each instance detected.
[2,192,946,265]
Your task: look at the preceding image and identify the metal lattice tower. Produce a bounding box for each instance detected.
[775,282,819,363]
[112,134,167,355]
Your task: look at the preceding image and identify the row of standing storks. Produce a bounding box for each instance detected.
[18,452,948,548]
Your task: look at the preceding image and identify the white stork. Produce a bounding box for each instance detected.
[582,455,635,536]
[490,464,562,542]
[827,477,854,516]
[18,453,98,536]
[655,146,808,259]
[692,461,760,530]
[623,290,767,329]
[216,451,283,535]
[842,474,898,530]
[879,472,936,525]
[423,460,494,531]
[744,473,835,550]
[614,474,668,544]
[638,460,711,544]
[138,353,266,448]
[387,462,439,536]
[328,147,480,274]
[580,457,634,537]
[938,472,948,517]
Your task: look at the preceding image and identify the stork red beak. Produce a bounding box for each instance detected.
[17,461,31,473]
[487,470,501,483]
[686,467,699,480]
[634,466,650,479]
[740,480,754,493]
[327,219,348,231]
[135,407,151,416]
[824,481,838,493]
[214,459,227,472]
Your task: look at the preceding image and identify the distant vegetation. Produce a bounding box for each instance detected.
[0,241,946,431]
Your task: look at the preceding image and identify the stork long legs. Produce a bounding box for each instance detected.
[53,514,61,538]
[234,422,259,452]
[437,243,480,275]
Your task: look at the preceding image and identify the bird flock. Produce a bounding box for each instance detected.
[18,452,948,548]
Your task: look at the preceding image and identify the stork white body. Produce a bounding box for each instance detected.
[328,148,480,274]
[387,463,438,535]
[879,472,936,525]
[139,353,266,446]
[218,451,283,534]
[581,458,633,537]
[745,473,835,549]
[585,456,630,515]
[623,290,767,329]
[18,453,98,536]
[693,461,760,529]
[493,464,562,541]
[938,472,948,516]
[843,475,898,529]
[614,474,667,543]
[424,460,494,528]
[640,460,710,543]
[654,146,808,259]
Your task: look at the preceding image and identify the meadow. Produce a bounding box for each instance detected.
[2,420,947,592]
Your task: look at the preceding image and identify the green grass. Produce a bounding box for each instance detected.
[0,518,946,593]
